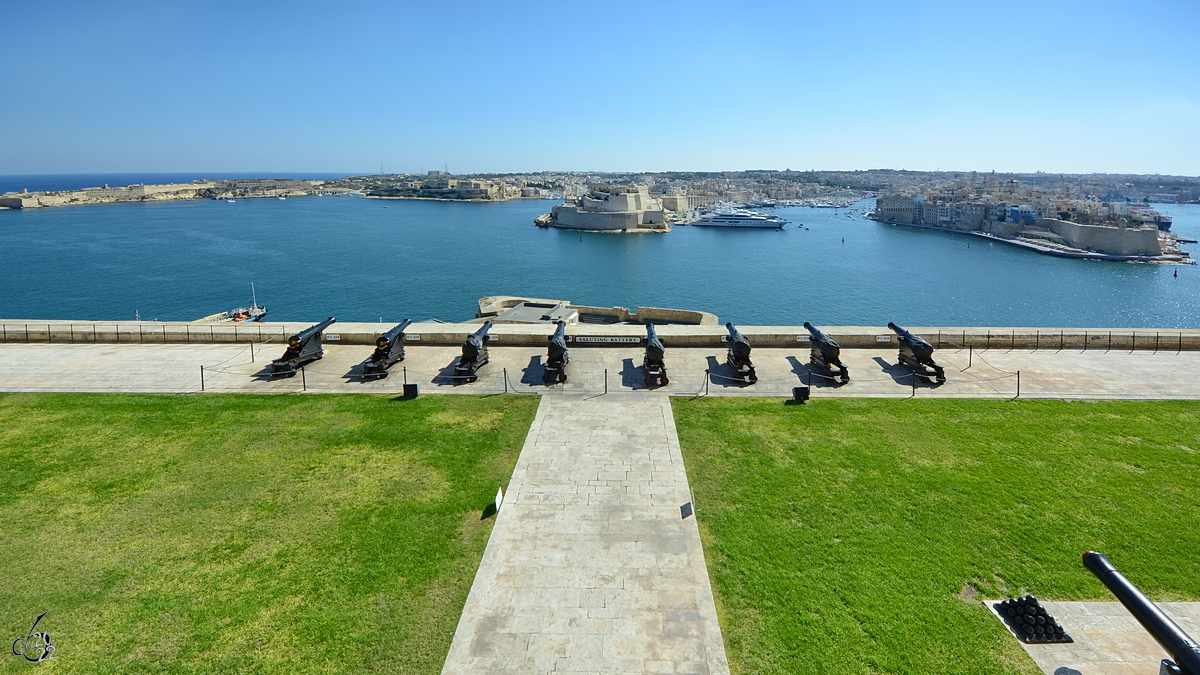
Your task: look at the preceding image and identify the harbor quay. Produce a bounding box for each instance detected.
[3,319,1200,400]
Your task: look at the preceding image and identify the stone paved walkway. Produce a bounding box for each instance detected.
[442,393,729,674]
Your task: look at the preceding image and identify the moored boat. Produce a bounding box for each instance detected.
[691,210,788,229]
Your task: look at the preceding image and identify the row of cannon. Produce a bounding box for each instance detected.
[267,318,947,386]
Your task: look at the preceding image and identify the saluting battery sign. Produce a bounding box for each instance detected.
[572,336,641,343]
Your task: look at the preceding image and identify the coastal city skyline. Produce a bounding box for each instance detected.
[3,0,1197,176]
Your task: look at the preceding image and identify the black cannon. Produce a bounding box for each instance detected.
[1084,551,1200,675]
[644,323,668,388]
[804,322,849,384]
[454,321,492,383]
[888,322,945,384]
[725,322,757,383]
[361,319,412,379]
[271,317,336,377]
[543,321,569,384]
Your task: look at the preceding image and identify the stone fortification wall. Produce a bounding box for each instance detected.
[1038,218,1162,256]
[4,320,1199,351]
[550,206,642,230]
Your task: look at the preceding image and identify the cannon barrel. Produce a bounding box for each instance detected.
[1083,551,1200,675]
[462,321,493,361]
[726,322,752,357]
[646,323,665,359]
[469,322,492,341]
[547,321,568,358]
[376,319,412,349]
[289,317,336,348]
[804,321,841,359]
[888,321,934,360]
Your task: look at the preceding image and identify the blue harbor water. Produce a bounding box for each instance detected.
[1,191,1198,327]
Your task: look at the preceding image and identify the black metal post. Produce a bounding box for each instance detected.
[1059,330,1064,351]
[1084,330,1088,351]
[968,346,973,369]
[604,368,608,394]
[162,325,166,342]
[1035,330,1040,350]
[69,324,74,342]
[911,372,917,398]
[503,367,508,393]
[1108,331,1113,352]
[186,325,190,344]
[250,342,255,363]
[48,324,52,344]
[301,367,307,391]
[1010,330,1015,351]
[1015,370,1020,399]
[1155,332,1160,354]
[200,365,205,391]
[403,366,407,386]
[1131,332,1136,354]
[705,369,710,396]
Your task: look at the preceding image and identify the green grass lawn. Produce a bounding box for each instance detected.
[673,398,1200,675]
[0,393,539,674]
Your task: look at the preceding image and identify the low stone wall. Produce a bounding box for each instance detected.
[3,320,1199,351]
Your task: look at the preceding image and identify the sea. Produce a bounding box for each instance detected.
[1,173,1198,328]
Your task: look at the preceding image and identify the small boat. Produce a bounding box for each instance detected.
[194,283,267,323]
[226,199,236,203]
[278,196,286,200]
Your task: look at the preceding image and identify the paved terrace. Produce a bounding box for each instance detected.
[1,340,1199,399]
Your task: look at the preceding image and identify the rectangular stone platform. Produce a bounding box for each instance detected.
[1,343,1199,400]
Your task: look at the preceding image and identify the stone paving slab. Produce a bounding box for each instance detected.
[987,601,1200,674]
[2,343,1200,400]
[442,394,728,674]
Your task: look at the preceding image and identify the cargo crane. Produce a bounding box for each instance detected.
[361,319,412,379]
[271,317,336,377]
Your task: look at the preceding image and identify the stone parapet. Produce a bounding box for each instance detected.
[2,320,1199,351]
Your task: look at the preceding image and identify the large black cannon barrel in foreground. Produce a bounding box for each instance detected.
[643,323,668,388]
[724,322,757,383]
[271,317,336,377]
[804,322,849,384]
[362,319,412,378]
[1083,551,1200,675]
[454,321,492,383]
[543,321,569,384]
[888,321,945,384]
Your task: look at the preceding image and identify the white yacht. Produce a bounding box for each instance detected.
[692,210,789,229]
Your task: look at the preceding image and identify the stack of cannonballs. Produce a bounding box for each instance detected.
[994,595,1073,644]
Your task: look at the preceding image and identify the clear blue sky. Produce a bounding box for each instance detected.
[3,0,1197,176]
